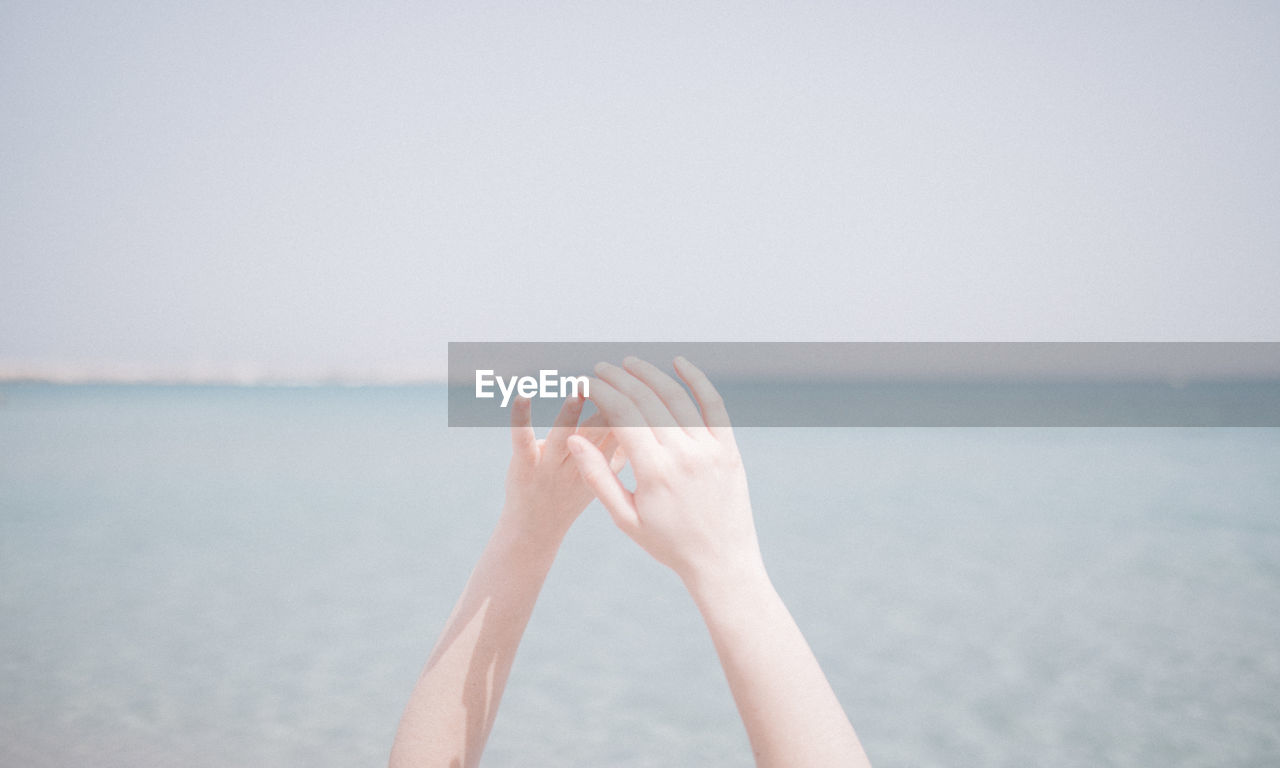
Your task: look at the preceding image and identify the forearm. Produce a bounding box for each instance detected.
[390,516,562,768]
[686,560,871,768]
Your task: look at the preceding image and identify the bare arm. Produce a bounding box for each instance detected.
[568,356,871,768]
[390,394,618,768]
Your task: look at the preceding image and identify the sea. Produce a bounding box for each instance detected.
[2,383,1278,766]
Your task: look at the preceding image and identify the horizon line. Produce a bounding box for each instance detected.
[7,373,1280,387]
[0,362,447,386]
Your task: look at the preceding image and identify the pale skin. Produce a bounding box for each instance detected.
[568,356,871,768]
[390,357,870,767]
[388,393,621,768]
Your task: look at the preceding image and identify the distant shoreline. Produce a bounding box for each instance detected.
[0,365,446,386]
[5,374,1280,388]
[0,375,445,387]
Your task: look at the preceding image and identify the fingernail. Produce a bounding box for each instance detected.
[623,355,639,367]
[674,355,687,367]
[567,438,583,455]
[594,362,610,375]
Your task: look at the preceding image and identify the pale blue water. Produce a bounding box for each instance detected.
[2,384,1279,766]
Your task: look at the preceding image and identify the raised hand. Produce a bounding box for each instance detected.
[566,355,762,587]
[390,392,621,768]
[501,393,622,545]
[567,356,872,768]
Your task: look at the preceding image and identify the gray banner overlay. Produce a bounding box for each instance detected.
[448,343,1280,427]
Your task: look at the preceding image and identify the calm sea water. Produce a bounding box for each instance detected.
[2,384,1279,767]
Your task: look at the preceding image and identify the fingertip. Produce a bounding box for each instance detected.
[562,392,584,413]
[583,375,600,400]
[585,375,614,403]
[673,355,695,374]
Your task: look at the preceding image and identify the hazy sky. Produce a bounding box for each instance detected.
[3,2,1278,378]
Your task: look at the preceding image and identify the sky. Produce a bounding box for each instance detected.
[2,1,1278,380]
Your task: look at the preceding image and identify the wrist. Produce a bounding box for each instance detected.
[492,507,569,563]
[680,550,771,608]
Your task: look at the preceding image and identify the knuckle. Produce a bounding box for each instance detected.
[668,438,696,462]
[677,447,713,474]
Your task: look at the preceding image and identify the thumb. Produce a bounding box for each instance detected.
[567,435,639,534]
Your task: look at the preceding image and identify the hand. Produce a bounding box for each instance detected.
[501,393,623,546]
[567,356,763,586]
[567,357,869,768]
[390,392,624,768]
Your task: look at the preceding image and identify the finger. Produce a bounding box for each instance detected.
[609,444,628,474]
[564,420,617,467]
[568,435,640,534]
[543,392,585,455]
[622,356,703,433]
[586,377,661,466]
[575,410,611,447]
[599,430,619,458]
[594,361,681,435]
[509,396,538,460]
[673,356,733,438]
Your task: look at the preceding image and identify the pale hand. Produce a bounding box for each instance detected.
[567,355,762,585]
[501,393,622,545]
